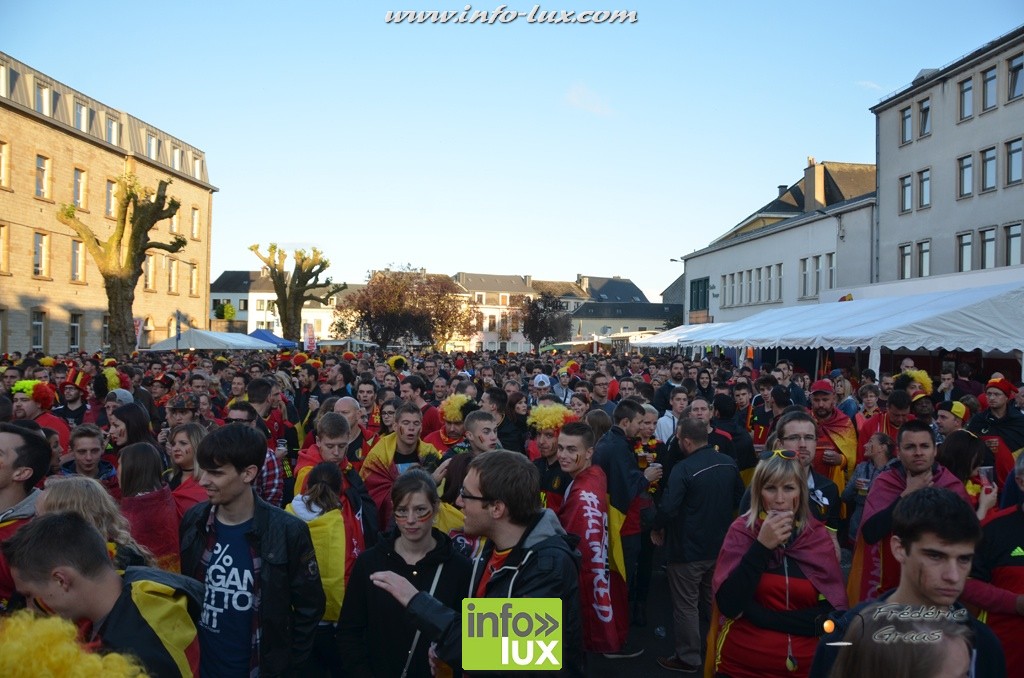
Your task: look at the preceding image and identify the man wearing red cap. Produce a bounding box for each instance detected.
[968,378,1024,488]
[809,379,858,499]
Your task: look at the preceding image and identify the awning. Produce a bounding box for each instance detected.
[632,323,732,348]
[248,329,297,348]
[146,329,278,351]
[673,282,1024,354]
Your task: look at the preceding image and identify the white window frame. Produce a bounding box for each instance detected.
[31,311,45,351]
[918,98,931,137]
[191,208,200,238]
[73,168,86,208]
[105,116,119,146]
[917,241,931,277]
[1006,224,1022,267]
[898,244,912,280]
[958,155,973,197]
[35,155,50,198]
[69,313,82,351]
[1009,53,1023,101]
[980,228,996,270]
[899,107,912,144]
[958,233,974,272]
[981,148,997,191]
[959,77,973,120]
[1007,138,1022,186]
[33,232,49,277]
[899,175,912,212]
[34,81,51,116]
[71,239,85,282]
[918,169,931,208]
[982,67,997,111]
[0,140,8,188]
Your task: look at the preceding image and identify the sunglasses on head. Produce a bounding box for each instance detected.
[759,448,798,462]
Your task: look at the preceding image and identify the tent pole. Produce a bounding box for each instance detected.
[868,345,881,376]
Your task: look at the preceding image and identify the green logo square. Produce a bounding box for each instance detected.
[462,598,562,671]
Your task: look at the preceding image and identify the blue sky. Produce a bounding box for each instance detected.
[5,2,1022,301]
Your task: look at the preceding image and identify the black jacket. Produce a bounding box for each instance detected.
[656,445,744,563]
[712,417,757,472]
[404,510,586,676]
[337,528,472,678]
[179,492,326,677]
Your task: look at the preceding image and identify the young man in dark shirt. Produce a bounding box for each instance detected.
[179,424,324,676]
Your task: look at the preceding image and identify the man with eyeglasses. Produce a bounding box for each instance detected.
[590,375,616,417]
[225,402,284,507]
[369,450,587,676]
[739,412,841,559]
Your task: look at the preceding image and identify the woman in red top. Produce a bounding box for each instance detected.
[118,442,181,572]
[711,450,848,677]
[166,423,208,519]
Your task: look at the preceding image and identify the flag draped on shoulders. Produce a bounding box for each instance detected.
[557,465,629,653]
[359,433,441,531]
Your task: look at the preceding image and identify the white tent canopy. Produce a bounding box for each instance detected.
[146,329,278,351]
[673,282,1024,356]
[632,322,733,348]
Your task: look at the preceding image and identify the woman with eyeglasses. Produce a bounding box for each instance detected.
[338,469,471,677]
[708,449,848,677]
[377,397,402,437]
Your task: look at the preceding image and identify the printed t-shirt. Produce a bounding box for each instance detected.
[199,518,255,677]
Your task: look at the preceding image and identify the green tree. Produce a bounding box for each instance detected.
[57,174,184,356]
[519,292,572,351]
[222,301,237,321]
[249,244,346,343]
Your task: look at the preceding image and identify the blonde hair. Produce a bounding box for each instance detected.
[746,453,810,530]
[40,476,155,565]
[0,611,146,677]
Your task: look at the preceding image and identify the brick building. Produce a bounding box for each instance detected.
[0,51,215,353]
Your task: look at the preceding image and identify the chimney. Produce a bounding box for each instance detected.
[577,274,589,292]
[778,184,788,197]
[524,275,532,287]
[804,156,826,212]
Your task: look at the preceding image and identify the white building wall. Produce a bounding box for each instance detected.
[682,201,874,323]
[875,31,1024,281]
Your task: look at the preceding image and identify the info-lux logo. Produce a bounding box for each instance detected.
[462,599,562,670]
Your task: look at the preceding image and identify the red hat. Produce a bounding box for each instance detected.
[60,367,91,393]
[342,351,356,361]
[810,379,835,395]
[986,378,1018,398]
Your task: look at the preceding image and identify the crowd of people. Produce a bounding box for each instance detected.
[0,347,1022,677]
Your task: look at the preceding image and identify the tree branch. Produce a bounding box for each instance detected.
[56,207,108,270]
[147,237,188,254]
